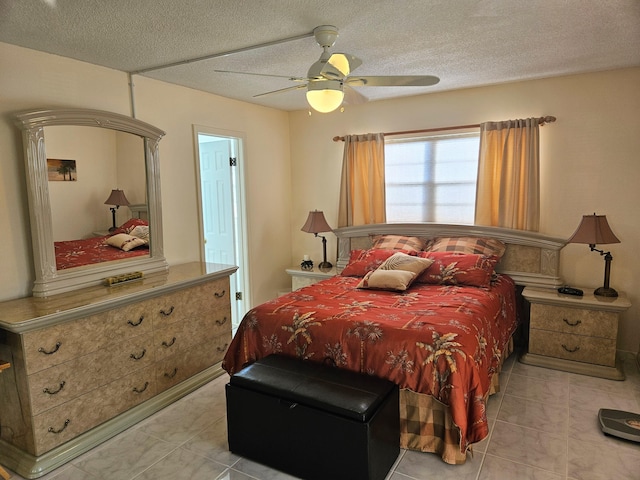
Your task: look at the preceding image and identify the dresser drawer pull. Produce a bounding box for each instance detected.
[43,381,66,395]
[38,342,61,355]
[48,419,70,434]
[133,381,149,394]
[214,290,226,298]
[128,316,145,327]
[160,306,175,316]
[215,316,228,326]
[216,343,229,353]
[130,349,147,361]
[162,337,176,348]
[164,367,178,378]
[562,344,580,353]
[563,318,581,327]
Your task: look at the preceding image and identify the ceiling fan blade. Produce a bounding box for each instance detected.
[321,53,363,78]
[215,69,307,82]
[346,75,440,87]
[253,84,307,98]
[343,85,368,105]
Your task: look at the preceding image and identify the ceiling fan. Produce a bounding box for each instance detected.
[215,25,440,113]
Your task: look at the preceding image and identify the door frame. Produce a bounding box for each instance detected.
[193,124,249,329]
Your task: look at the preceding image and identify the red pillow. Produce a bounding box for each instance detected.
[112,218,148,235]
[415,252,499,287]
[340,249,399,277]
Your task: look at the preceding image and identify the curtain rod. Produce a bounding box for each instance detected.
[332,115,556,142]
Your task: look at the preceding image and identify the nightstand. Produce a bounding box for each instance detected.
[520,286,631,380]
[286,266,336,291]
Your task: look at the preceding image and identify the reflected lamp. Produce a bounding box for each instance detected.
[104,189,130,231]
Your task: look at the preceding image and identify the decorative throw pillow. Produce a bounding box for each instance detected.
[106,233,147,252]
[370,234,426,253]
[423,236,506,258]
[340,249,398,277]
[415,251,499,287]
[377,252,434,276]
[357,269,417,291]
[112,218,148,235]
[128,225,150,244]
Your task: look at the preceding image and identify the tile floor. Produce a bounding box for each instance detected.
[6,352,640,480]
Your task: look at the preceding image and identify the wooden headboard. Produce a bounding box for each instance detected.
[333,223,567,289]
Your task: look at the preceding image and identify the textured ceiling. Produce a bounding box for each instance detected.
[1,0,639,111]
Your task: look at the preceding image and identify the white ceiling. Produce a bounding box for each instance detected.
[1,0,639,111]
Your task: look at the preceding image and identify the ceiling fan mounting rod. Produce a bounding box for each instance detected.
[130,30,315,75]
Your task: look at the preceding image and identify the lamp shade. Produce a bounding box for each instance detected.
[568,214,620,245]
[301,210,332,234]
[104,189,130,207]
[306,80,344,113]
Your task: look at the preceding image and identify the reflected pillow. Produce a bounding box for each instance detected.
[415,252,499,287]
[128,225,150,244]
[370,234,426,253]
[340,249,398,277]
[112,218,148,235]
[106,233,147,252]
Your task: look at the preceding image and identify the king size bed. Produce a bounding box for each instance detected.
[223,223,566,464]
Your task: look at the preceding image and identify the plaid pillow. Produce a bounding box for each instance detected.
[370,234,426,253]
[424,236,506,258]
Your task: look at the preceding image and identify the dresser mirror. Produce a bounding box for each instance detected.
[15,108,168,297]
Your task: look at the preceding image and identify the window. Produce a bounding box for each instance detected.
[385,132,480,224]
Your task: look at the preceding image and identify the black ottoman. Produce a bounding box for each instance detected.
[226,355,400,480]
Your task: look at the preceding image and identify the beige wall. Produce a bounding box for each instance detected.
[0,42,292,307]
[289,68,640,353]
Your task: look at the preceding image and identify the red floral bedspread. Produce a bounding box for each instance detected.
[54,235,148,270]
[223,274,517,449]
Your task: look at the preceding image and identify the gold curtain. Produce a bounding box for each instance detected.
[338,133,386,227]
[475,118,540,231]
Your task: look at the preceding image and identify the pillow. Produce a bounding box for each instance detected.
[357,269,417,291]
[112,218,149,235]
[377,252,434,276]
[423,236,506,258]
[415,251,499,287]
[105,233,147,252]
[370,234,426,253]
[128,225,150,244]
[340,249,398,277]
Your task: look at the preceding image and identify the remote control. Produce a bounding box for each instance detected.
[557,286,583,296]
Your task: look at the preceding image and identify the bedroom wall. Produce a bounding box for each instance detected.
[288,67,640,354]
[0,42,292,307]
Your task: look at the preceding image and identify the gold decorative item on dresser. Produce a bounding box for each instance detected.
[520,286,631,380]
[0,262,237,479]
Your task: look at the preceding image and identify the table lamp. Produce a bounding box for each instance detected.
[301,210,333,271]
[104,189,130,231]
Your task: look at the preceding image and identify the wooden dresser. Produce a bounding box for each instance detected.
[0,262,237,479]
[520,286,631,380]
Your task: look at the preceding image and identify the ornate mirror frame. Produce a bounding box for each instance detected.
[15,108,168,297]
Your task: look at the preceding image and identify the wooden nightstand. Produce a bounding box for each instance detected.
[520,287,631,380]
[286,266,336,291]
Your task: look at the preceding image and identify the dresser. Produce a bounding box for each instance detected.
[0,262,237,479]
[520,286,631,380]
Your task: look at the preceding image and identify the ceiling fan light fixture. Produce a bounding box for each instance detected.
[306,80,344,113]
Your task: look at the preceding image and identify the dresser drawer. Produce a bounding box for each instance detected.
[530,303,618,339]
[528,329,616,366]
[32,366,156,455]
[22,300,154,375]
[28,333,154,415]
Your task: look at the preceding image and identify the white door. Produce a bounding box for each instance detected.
[195,128,248,332]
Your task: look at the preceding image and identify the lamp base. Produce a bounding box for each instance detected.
[318,261,333,272]
[594,286,618,297]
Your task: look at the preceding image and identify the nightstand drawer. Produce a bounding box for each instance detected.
[530,303,618,339]
[529,329,616,366]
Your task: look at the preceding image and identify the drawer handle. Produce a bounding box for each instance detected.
[164,367,178,378]
[214,290,226,298]
[562,344,580,353]
[38,342,61,355]
[215,316,228,326]
[128,316,145,327]
[48,419,70,434]
[43,381,66,395]
[160,306,175,316]
[133,381,149,394]
[162,337,176,348]
[563,318,581,327]
[216,343,229,353]
[130,349,147,361]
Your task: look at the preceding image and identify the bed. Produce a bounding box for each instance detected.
[54,218,150,270]
[223,223,566,464]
